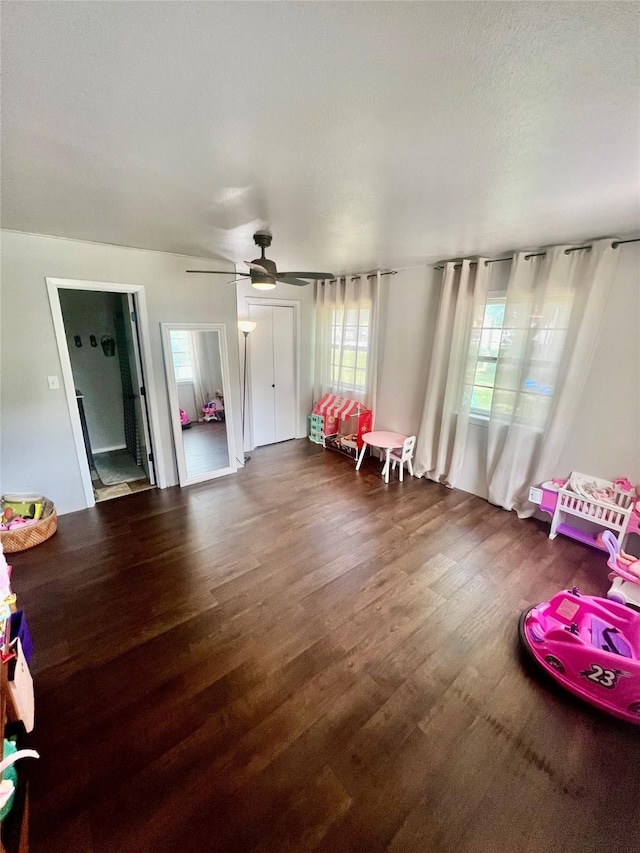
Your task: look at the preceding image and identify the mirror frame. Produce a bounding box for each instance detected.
[161,322,237,486]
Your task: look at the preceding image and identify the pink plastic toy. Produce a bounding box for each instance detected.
[603,530,640,581]
[519,588,640,724]
[602,529,640,609]
[531,473,640,552]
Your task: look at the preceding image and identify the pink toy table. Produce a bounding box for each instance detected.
[356,431,408,484]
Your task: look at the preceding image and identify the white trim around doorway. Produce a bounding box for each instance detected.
[46,277,167,509]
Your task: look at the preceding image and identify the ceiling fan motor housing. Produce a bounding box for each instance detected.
[252,231,277,284]
[253,231,272,250]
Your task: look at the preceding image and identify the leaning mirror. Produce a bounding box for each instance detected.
[161,323,237,486]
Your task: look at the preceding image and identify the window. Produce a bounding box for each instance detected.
[470,293,571,423]
[470,296,505,415]
[170,330,194,381]
[330,306,370,393]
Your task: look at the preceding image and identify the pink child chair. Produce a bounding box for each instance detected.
[390,436,416,482]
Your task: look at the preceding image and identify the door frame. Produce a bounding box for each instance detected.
[46,277,166,508]
[243,297,302,451]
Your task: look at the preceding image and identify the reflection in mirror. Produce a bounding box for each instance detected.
[162,324,236,485]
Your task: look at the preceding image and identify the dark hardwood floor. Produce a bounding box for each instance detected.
[10,439,640,852]
[182,421,230,476]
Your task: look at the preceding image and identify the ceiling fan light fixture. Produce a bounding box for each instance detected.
[186,232,333,288]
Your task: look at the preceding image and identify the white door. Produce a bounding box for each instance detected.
[249,304,296,447]
[249,304,276,447]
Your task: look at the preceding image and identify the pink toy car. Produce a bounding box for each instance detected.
[519,589,640,725]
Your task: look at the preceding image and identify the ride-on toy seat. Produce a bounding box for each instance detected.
[602,529,640,609]
[519,589,640,724]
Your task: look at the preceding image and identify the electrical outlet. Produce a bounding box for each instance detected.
[47,375,60,390]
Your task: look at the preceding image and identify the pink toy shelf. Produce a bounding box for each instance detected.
[311,394,373,460]
[529,472,639,552]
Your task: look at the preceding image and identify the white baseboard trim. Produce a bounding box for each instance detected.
[93,443,127,454]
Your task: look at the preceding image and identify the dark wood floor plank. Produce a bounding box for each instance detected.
[7,438,638,853]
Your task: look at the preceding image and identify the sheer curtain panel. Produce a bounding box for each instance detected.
[314,273,380,410]
[486,239,619,515]
[413,259,490,484]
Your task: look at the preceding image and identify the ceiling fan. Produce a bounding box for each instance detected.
[186,231,335,289]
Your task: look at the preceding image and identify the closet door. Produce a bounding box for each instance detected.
[248,304,276,447]
[248,303,297,448]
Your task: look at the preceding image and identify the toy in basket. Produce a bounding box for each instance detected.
[0,495,57,553]
[519,588,640,724]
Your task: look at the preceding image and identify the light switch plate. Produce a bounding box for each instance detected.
[47,375,60,390]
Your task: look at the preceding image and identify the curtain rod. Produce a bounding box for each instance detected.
[433,237,640,271]
[324,270,398,283]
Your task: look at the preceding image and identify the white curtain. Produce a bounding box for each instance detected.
[189,332,208,416]
[189,331,223,418]
[414,259,490,484]
[486,239,619,515]
[314,272,380,410]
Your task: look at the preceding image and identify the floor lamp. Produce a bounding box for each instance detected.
[238,320,257,462]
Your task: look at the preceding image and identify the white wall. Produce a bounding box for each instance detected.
[236,280,314,451]
[0,231,242,514]
[58,289,126,453]
[374,244,640,499]
[177,382,198,423]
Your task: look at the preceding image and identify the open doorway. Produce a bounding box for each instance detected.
[56,288,156,503]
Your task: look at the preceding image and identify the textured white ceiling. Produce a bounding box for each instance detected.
[2,2,638,272]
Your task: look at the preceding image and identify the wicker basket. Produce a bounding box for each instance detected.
[0,499,57,553]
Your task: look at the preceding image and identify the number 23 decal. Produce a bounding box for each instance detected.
[580,664,623,689]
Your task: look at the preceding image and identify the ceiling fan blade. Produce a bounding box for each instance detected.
[244,261,270,275]
[279,272,335,280]
[186,269,240,274]
[276,276,311,287]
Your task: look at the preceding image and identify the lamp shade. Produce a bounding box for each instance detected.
[238,320,257,334]
[251,281,277,291]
